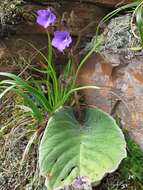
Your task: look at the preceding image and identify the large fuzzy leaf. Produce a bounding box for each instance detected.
[39,107,126,189]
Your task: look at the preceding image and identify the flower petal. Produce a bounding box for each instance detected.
[52,31,72,52]
[36,8,56,28]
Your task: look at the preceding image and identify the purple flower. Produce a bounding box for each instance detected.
[74,176,83,186]
[36,8,56,28]
[52,31,72,52]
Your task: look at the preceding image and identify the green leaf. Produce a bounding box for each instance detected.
[136,5,143,47]
[39,107,127,189]
[0,72,51,112]
[14,89,43,122]
[0,85,15,99]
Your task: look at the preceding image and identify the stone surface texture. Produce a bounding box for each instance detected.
[79,15,143,150]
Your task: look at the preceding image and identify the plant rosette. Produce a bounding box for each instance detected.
[0,7,127,190]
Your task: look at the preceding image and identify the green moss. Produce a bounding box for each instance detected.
[119,136,143,185]
[113,115,143,188]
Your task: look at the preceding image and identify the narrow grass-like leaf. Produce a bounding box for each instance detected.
[0,72,51,112]
[14,89,43,122]
[136,6,143,47]
[0,85,15,99]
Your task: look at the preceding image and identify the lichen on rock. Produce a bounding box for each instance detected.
[0,0,22,37]
[101,14,138,51]
[84,14,142,66]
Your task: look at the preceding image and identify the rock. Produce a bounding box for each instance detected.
[78,15,143,150]
[24,0,132,7]
[78,53,114,113]
[0,42,17,72]
[0,0,23,38]
[21,2,109,36]
[90,0,132,7]
[0,0,110,72]
[0,0,110,38]
[0,32,47,72]
[0,0,134,38]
